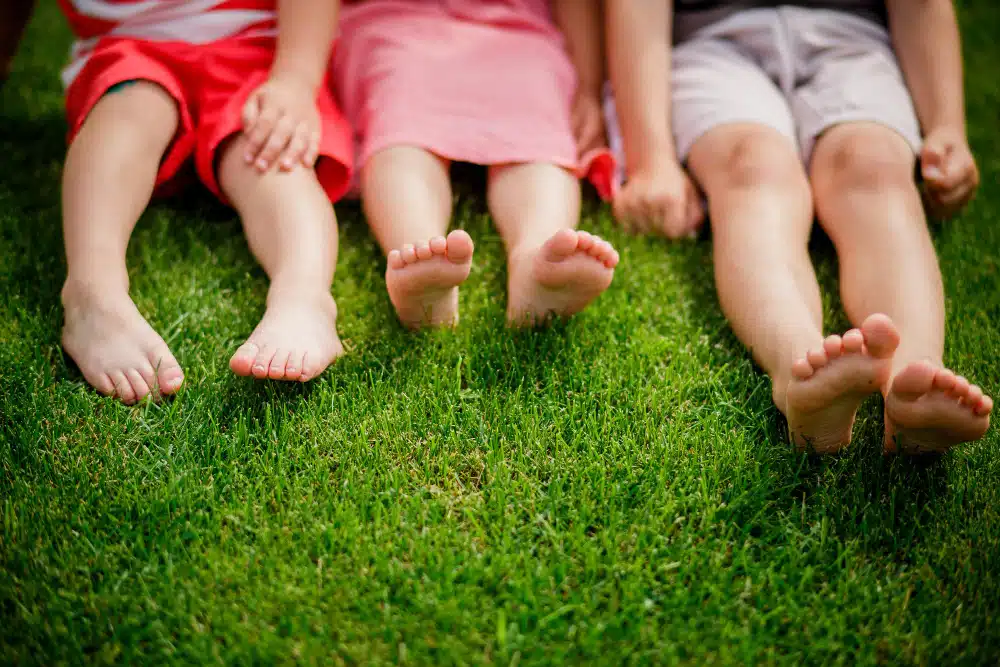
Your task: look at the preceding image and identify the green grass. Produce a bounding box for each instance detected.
[2,2,999,664]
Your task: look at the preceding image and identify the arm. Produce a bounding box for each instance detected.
[553,0,606,155]
[0,0,35,83]
[271,0,341,91]
[553,0,604,99]
[887,0,964,134]
[605,0,702,237]
[243,0,341,170]
[605,0,674,174]
[886,0,978,217]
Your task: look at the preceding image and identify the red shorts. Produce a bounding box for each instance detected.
[65,36,353,202]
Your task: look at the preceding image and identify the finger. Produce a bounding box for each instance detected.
[242,91,262,135]
[920,141,952,183]
[302,130,321,168]
[255,114,297,171]
[928,181,976,219]
[279,122,310,171]
[244,106,281,165]
[612,193,632,231]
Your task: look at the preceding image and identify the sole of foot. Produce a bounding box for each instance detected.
[61,282,184,405]
[507,228,619,326]
[784,313,900,454]
[385,229,475,329]
[229,290,343,382]
[884,360,993,455]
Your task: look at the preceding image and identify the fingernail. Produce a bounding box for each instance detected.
[256,159,268,170]
[245,153,254,163]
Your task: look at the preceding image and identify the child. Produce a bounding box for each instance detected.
[45,0,353,404]
[606,1,992,454]
[332,0,620,328]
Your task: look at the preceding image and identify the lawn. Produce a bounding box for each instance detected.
[2,2,999,665]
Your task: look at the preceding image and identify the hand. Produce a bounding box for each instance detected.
[920,125,979,219]
[242,74,321,173]
[613,160,705,238]
[571,90,607,157]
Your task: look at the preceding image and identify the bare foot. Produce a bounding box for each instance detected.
[507,229,619,326]
[61,281,184,405]
[385,230,474,329]
[230,289,343,382]
[784,313,900,453]
[884,361,992,455]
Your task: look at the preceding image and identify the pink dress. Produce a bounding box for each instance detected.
[333,0,614,199]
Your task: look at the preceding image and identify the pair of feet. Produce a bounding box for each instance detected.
[783,314,993,455]
[385,228,619,328]
[61,280,344,404]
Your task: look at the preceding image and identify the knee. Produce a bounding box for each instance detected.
[706,131,810,199]
[812,128,916,197]
[80,81,180,152]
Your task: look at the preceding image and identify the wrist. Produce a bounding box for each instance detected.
[627,141,681,175]
[269,61,324,92]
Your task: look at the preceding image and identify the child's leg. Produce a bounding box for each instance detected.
[810,123,992,453]
[61,81,185,404]
[687,124,899,452]
[221,135,344,381]
[487,162,618,325]
[361,146,474,328]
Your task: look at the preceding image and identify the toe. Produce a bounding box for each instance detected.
[806,348,828,370]
[842,329,864,354]
[267,349,291,379]
[415,242,433,261]
[400,244,417,264]
[94,372,116,397]
[604,249,620,269]
[949,376,971,399]
[251,346,276,379]
[159,365,184,394]
[111,371,136,405]
[285,351,306,380]
[576,231,595,251]
[230,342,260,376]
[542,228,579,261]
[791,357,814,380]
[126,368,152,402]
[860,313,900,359]
[964,384,984,408]
[387,250,405,271]
[429,236,448,255]
[137,363,158,395]
[823,335,843,359]
[149,352,183,394]
[445,230,475,262]
[931,368,957,393]
[890,360,937,399]
[300,352,325,382]
[974,394,994,417]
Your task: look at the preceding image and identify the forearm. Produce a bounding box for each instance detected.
[271,0,340,90]
[605,0,675,173]
[553,0,604,96]
[887,0,965,133]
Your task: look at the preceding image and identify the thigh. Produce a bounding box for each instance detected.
[792,12,921,165]
[672,35,797,162]
[192,37,353,204]
[66,39,192,189]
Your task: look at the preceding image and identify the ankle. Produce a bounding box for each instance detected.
[770,372,794,415]
[62,273,130,307]
[265,282,335,310]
